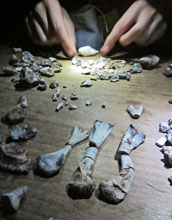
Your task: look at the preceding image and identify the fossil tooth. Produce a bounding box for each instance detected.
[139,55,160,69]
[56,102,64,111]
[1,186,28,213]
[80,80,93,87]
[66,120,114,199]
[36,125,89,177]
[127,104,144,119]
[78,46,98,57]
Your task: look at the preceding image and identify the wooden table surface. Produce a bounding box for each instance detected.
[0,44,172,220]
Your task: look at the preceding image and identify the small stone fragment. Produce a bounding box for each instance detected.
[80,79,93,87]
[50,81,59,89]
[56,102,64,111]
[110,75,119,82]
[169,97,172,104]
[90,75,98,81]
[2,66,18,75]
[19,67,40,87]
[65,102,69,106]
[127,104,144,119]
[70,92,78,100]
[81,69,91,75]
[62,95,67,101]
[69,104,77,110]
[49,57,56,62]
[39,67,54,77]
[9,55,19,65]
[37,78,47,91]
[63,85,67,88]
[164,65,172,77]
[85,100,92,106]
[159,122,170,133]
[140,55,160,69]
[156,136,167,147]
[72,56,82,65]
[1,186,28,214]
[78,46,98,56]
[21,51,34,64]
[128,63,143,74]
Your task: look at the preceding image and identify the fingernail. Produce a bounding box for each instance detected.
[68,49,76,57]
[100,45,109,55]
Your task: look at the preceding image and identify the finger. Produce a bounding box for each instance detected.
[45,0,76,56]
[100,2,141,55]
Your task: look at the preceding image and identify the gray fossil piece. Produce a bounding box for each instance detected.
[39,67,55,77]
[117,71,131,81]
[70,92,78,100]
[12,47,23,53]
[1,186,28,214]
[139,55,160,69]
[159,122,170,133]
[1,96,27,125]
[36,125,89,177]
[127,104,144,119]
[128,63,143,74]
[98,155,134,204]
[21,51,34,64]
[85,100,92,106]
[19,67,40,87]
[50,80,59,89]
[69,104,77,110]
[0,142,32,174]
[37,78,47,91]
[56,102,64,111]
[10,124,37,141]
[118,124,146,155]
[66,120,114,199]
[80,80,93,87]
[2,66,18,75]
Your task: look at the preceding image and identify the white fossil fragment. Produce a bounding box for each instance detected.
[90,75,98,81]
[69,104,77,110]
[66,120,114,199]
[159,122,170,133]
[118,124,146,155]
[80,80,93,87]
[72,56,82,65]
[1,186,28,213]
[36,125,89,177]
[140,55,160,69]
[78,46,98,57]
[85,100,92,106]
[127,104,144,119]
[117,71,131,81]
[49,57,56,62]
[162,146,172,166]
[56,102,64,111]
[156,136,167,147]
[52,88,61,101]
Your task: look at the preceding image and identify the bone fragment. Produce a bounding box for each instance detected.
[118,124,146,155]
[36,125,89,177]
[70,92,78,100]
[80,80,93,87]
[56,102,64,111]
[52,88,61,101]
[0,142,32,174]
[66,120,114,199]
[159,122,170,133]
[127,104,144,119]
[156,136,167,147]
[1,96,27,125]
[78,46,98,56]
[140,55,160,69]
[1,186,28,213]
[110,75,119,82]
[161,146,172,167]
[81,69,91,75]
[98,155,134,204]
[69,104,77,110]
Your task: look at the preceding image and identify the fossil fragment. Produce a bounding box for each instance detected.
[139,55,160,69]
[78,46,98,57]
[2,66,18,75]
[117,71,131,81]
[1,186,28,213]
[69,104,77,110]
[62,95,67,101]
[1,96,27,125]
[52,88,61,101]
[90,75,98,81]
[159,122,170,133]
[50,80,59,89]
[36,125,89,177]
[128,63,143,74]
[70,92,78,100]
[39,67,55,77]
[72,56,82,65]
[49,57,56,62]
[85,100,92,106]
[0,142,32,174]
[56,102,64,111]
[37,78,47,91]
[98,155,134,204]
[19,67,40,87]
[156,136,167,147]
[66,120,114,199]
[65,101,69,106]
[10,124,37,141]
[127,104,144,119]
[80,80,93,87]
[110,60,127,68]
[21,51,34,64]
[12,47,23,53]
[110,75,119,82]
[118,124,146,155]
[161,146,172,167]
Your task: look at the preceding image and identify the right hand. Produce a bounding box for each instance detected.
[25,0,76,57]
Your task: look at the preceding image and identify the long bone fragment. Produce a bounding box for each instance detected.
[1,186,28,213]
[36,125,89,177]
[98,155,134,204]
[66,120,114,199]
[118,124,146,155]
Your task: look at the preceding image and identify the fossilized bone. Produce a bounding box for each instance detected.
[66,120,114,199]
[36,125,89,177]
[97,124,146,204]
[1,186,28,213]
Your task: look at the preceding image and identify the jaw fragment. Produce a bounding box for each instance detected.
[1,186,28,214]
[36,125,89,177]
[66,120,114,199]
[127,104,144,119]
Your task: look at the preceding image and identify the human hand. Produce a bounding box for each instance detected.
[25,0,76,57]
[101,0,167,55]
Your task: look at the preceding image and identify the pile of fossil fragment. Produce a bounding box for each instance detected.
[2,48,62,90]
[155,118,172,184]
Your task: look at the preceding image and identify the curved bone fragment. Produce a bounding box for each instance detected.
[127,104,144,119]
[1,186,28,213]
[98,155,134,204]
[118,124,146,155]
[36,125,89,177]
[78,46,98,57]
[1,96,27,125]
[66,120,114,199]
[139,55,160,69]
[0,142,32,174]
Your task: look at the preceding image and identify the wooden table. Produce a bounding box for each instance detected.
[0,44,172,220]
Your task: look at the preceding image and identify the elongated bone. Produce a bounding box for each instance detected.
[1,186,28,213]
[98,155,134,204]
[66,120,114,199]
[118,124,146,155]
[127,104,144,119]
[36,125,89,177]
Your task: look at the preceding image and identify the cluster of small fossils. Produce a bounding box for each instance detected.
[156,119,172,184]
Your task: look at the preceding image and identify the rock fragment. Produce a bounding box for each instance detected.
[85,100,92,106]
[69,104,77,110]
[140,55,160,69]
[127,104,144,119]
[80,80,93,87]
[37,78,47,91]
[78,46,98,56]
[50,81,59,89]
[56,102,64,111]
